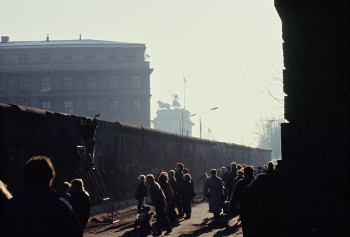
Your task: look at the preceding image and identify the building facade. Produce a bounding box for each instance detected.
[0,36,152,127]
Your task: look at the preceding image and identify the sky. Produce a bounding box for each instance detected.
[0,0,284,147]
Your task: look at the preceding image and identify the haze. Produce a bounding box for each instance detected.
[0,0,284,147]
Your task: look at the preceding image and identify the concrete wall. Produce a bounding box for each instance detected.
[0,103,271,204]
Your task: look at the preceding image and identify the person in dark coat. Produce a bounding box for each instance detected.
[69,178,91,231]
[59,181,71,203]
[135,175,148,214]
[146,174,172,236]
[229,166,255,236]
[1,156,81,237]
[175,163,185,217]
[182,174,195,219]
[226,162,238,199]
[158,172,177,222]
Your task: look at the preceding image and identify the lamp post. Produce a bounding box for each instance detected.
[199,107,218,139]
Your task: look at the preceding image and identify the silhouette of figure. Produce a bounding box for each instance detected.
[135,175,148,214]
[1,156,81,237]
[182,174,195,219]
[146,174,172,236]
[69,178,91,231]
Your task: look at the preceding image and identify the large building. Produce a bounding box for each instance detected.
[0,36,152,126]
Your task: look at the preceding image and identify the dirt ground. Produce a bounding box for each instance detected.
[84,196,243,237]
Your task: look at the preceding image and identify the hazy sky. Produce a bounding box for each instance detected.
[1,0,284,147]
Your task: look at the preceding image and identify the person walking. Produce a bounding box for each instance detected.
[158,172,177,222]
[146,174,172,236]
[175,163,185,217]
[135,175,148,214]
[203,169,224,223]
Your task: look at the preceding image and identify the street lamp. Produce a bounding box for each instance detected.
[199,107,218,138]
[181,113,197,135]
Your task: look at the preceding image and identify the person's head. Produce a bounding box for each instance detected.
[203,172,208,177]
[226,166,231,172]
[217,168,221,174]
[158,172,169,183]
[70,179,84,193]
[61,182,71,192]
[146,174,155,184]
[236,164,242,170]
[183,168,188,174]
[142,205,151,213]
[236,170,244,178]
[139,175,146,182]
[176,163,184,171]
[268,161,275,171]
[168,170,175,177]
[243,166,254,178]
[184,174,191,182]
[24,156,55,188]
[210,169,217,176]
[230,162,237,170]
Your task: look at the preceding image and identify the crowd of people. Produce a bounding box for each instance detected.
[0,156,91,237]
[136,161,281,236]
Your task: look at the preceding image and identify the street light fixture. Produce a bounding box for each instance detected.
[199,107,219,138]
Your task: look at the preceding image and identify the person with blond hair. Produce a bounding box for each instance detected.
[69,178,90,231]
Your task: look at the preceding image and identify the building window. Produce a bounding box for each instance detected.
[63,53,72,63]
[41,77,51,90]
[63,77,72,89]
[110,100,119,111]
[131,75,141,88]
[109,53,118,63]
[109,75,118,88]
[0,55,5,64]
[0,80,6,91]
[19,54,28,64]
[19,78,29,91]
[87,100,96,111]
[126,51,136,62]
[87,76,96,89]
[64,101,73,114]
[86,52,95,63]
[41,101,51,110]
[41,53,51,64]
[132,100,141,111]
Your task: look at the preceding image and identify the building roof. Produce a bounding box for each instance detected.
[0,39,145,49]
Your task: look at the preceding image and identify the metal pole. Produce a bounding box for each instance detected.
[200,116,202,138]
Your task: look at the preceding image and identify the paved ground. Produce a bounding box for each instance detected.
[84,201,243,237]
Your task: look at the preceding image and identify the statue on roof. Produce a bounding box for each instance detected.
[172,94,181,109]
[157,101,171,110]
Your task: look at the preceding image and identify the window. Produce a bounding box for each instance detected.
[41,53,50,64]
[132,100,141,111]
[41,101,51,110]
[87,100,96,111]
[19,54,28,64]
[63,77,72,89]
[109,75,118,88]
[19,78,29,91]
[86,76,96,89]
[131,75,141,88]
[86,52,95,63]
[109,53,118,63]
[0,55,5,64]
[41,77,51,90]
[126,51,136,62]
[64,101,73,114]
[0,80,6,91]
[63,53,72,63]
[110,100,119,111]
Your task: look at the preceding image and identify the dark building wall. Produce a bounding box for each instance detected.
[275,1,349,235]
[0,103,271,204]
